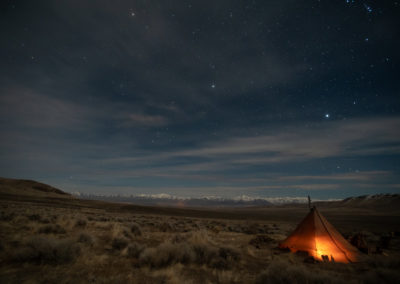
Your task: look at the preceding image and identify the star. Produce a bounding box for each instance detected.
[325,114,330,118]
[130,12,135,17]
[363,4,373,13]
[211,83,216,89]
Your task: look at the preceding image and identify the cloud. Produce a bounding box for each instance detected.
[102,116,400,170]
[0,87,92,130]
[274,171,393,182]
[124,113,168,127]
[171,116,400,162]
[1,1,399,199]
[52,116,399,197]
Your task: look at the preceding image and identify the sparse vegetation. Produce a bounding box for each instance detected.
[12,236,80,265]
[130,222,142,236]
[254,258,347,284]
[1,186,399,283]
[77,232,94,246]
[112,237,129,250]
[126,242,145,258]
[139,242,195,268]
[75,218,87,227]
[27,214,41,221]
[38,224,66,234]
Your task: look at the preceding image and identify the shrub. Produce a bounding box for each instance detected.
[159,222,175,232]
[209,247,240,269]
[254,258,345,284]
[219,246,240,262]
[40,218,51,224]
[192,243,218,265]
[126,242,145,258]
[140,242,195,268]
[77,233,94,246]
[138,239,240,270]
[227,224,243,233]
[123,229,132,239]
[12,236,80,265]
[27,214,41,221]
[130,223,142,236]
[38,224,66,234]
[249,235,274,248]
[171,234,187,244]
[112,237,129,250]
[0,211,15,221]
[362,268,400,284]
[75,219,87,227]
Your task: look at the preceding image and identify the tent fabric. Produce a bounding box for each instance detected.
[279,207,363,263]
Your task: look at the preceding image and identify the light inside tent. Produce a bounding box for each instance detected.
[313,236,350,263]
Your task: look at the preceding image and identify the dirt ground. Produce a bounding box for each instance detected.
[0,194,399,283]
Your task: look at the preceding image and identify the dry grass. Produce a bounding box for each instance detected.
[38,224,66,234]
[11,236,80,265]
[0,197,399,284]
[254,258,348,284]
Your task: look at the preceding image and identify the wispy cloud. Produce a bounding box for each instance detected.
[175,117,400,162]
[123,113,168,127]
[102,116,400,169]
[0,87,92,130]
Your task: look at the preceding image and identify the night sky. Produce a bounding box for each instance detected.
[1,1,399,199]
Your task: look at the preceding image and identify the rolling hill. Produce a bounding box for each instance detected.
[0,177,70,198]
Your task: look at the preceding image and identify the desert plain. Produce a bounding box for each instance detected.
[0,178,399,283]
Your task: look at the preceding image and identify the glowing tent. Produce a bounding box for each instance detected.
[279,206,363,263]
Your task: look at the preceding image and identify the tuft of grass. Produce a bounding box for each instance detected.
[122,229,132,239]
[77,232,94,246]
[40,218,51,224]
[130,223,142,236]
[254,258,346,284]
[75,218,87,227]
[38,224,66,234]
[362,268,400,284]
[208,246,241,270]
[140,242,195,268]
[159,222,175,232]
[12,236,80,265]
[112,237,129,250]
[126,242,145,258]
[27,214,41,221]
[138,236,240,270]
[0,211,15,221]
[249,235,274,249]
[191,242,218,265]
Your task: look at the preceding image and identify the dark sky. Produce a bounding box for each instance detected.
[1,0,400,199]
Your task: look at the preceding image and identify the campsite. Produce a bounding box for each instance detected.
[2,0,400,283]
[1,178,399,283]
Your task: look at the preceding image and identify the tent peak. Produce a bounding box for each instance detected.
[308,195,314,211]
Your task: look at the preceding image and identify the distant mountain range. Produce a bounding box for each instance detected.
[338,194,400,210]
[73,192,325,207]
[1,177,399,209]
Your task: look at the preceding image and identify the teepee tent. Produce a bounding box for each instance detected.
[279,206,363,263]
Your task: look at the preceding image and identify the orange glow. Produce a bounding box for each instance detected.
[313,236,350,263]
[279,208,362,263]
